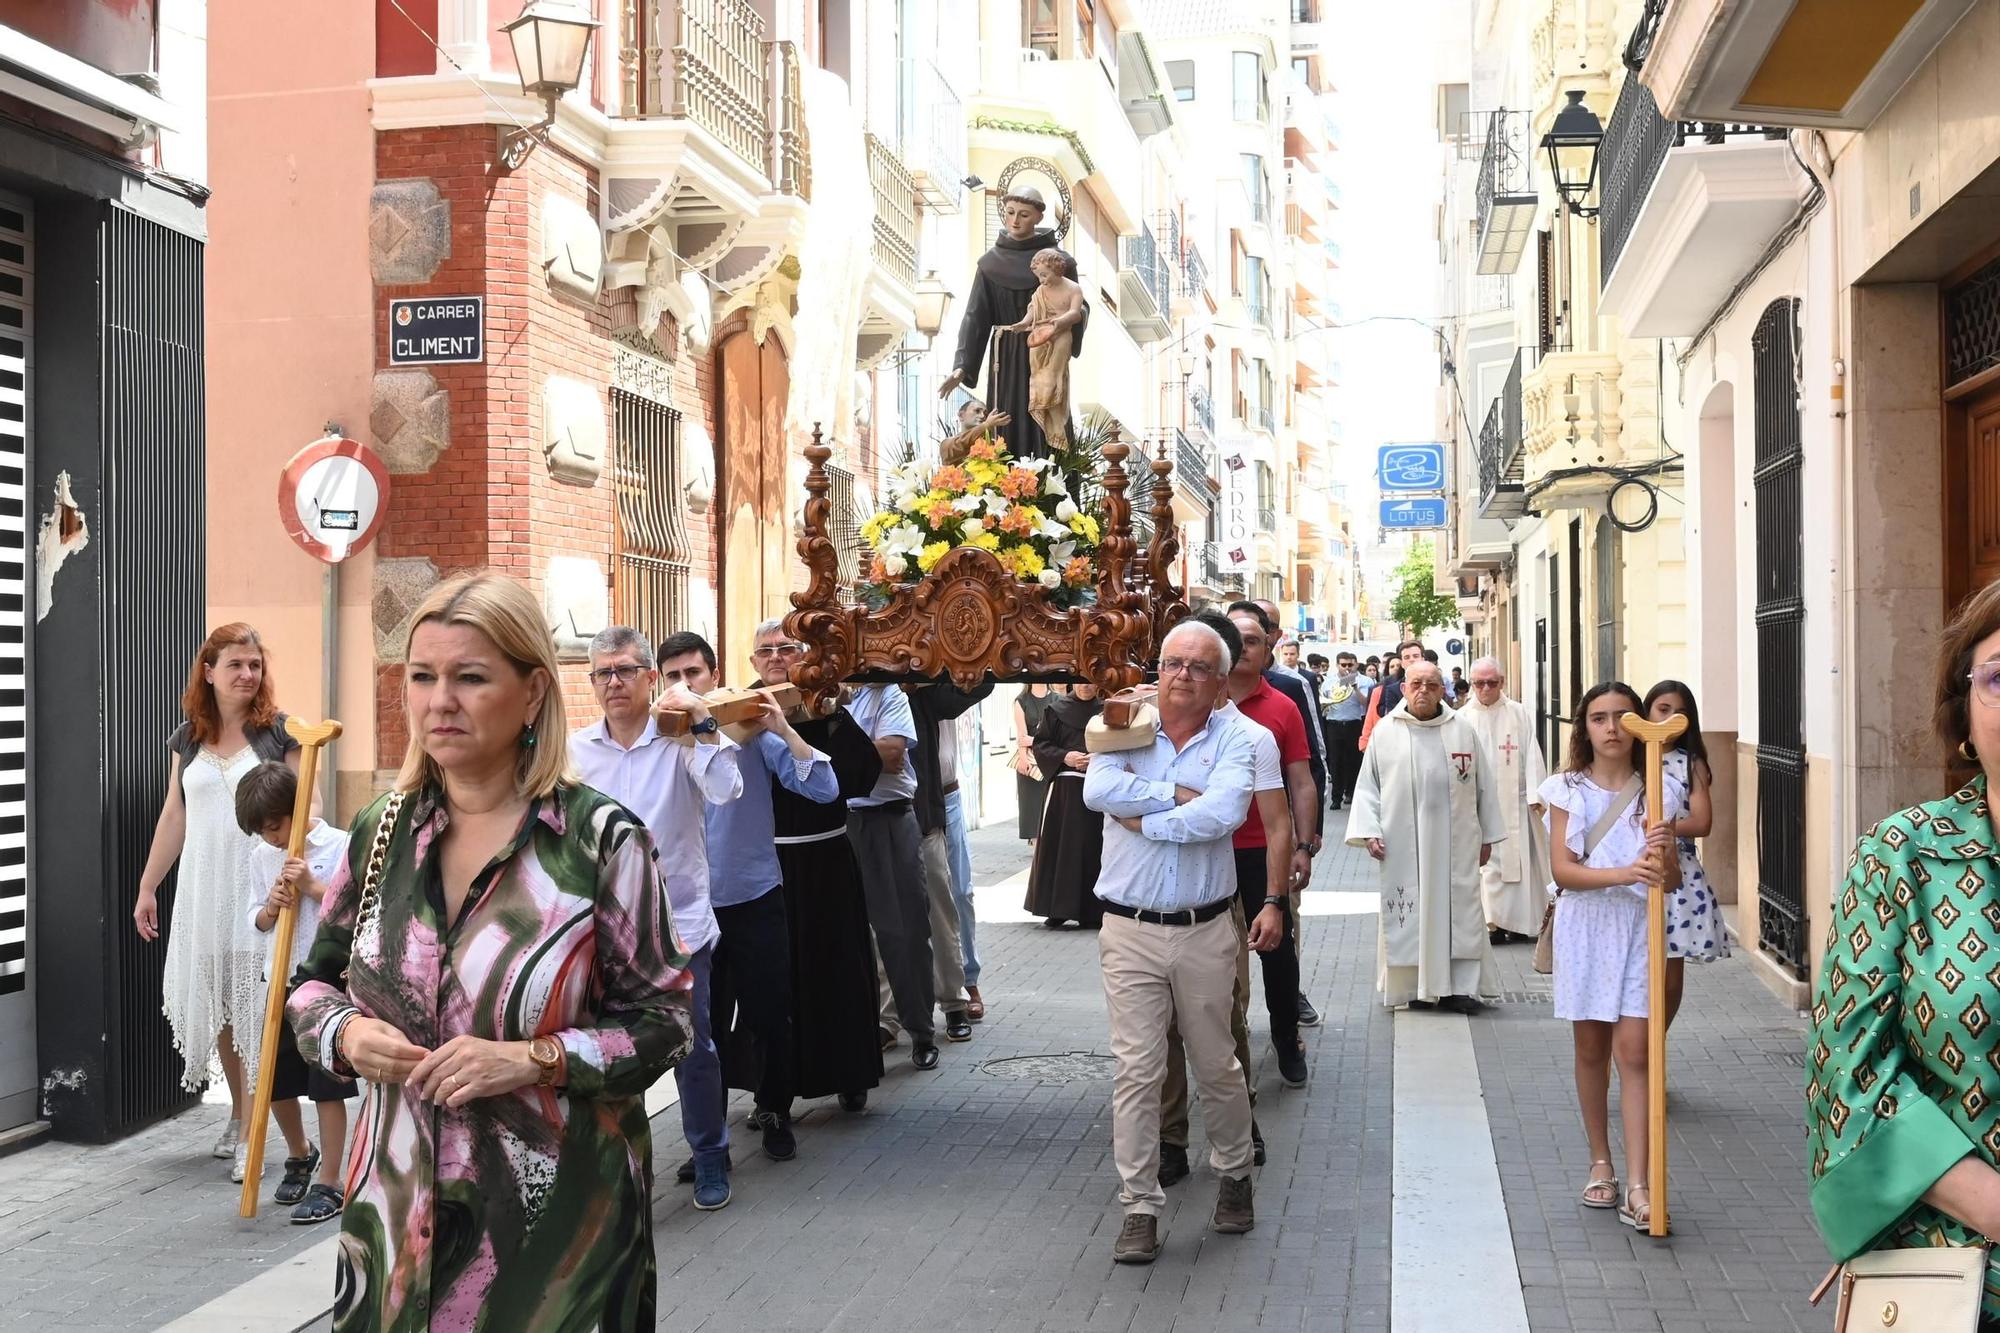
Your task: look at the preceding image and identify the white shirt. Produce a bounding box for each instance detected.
[569,716,743,954]
[1082,710,1258,913]
[247,819,350,980]
[1214,699,1282,793]
[846,684,919,807]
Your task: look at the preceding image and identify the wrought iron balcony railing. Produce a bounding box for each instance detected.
[1174,428,1217,510]
[1183,241,1208,299]
[1201,541,1223,588]
[866,132,919,288]
[906,57,964,213]
[1475,109,1534,274]
[1476,348,1527,518]
[1598,71,1786,286]
[620,0,770,174]
[1258,502,1278,530]
[1120,224,1172,318]
[1189,382,1215,436]
[1247,292,1270,329]
[767,40,809,198]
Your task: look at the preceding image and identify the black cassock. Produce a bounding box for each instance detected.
[1024,692,1105,928]
[721,705,885,1101]
[951,227,1089,462]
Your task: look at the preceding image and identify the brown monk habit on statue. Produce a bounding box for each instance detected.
[938,186,1089,463]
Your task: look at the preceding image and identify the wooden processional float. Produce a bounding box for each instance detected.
[782,424,1190,719]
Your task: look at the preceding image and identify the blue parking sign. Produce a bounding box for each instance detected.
[1377,443,1446,492]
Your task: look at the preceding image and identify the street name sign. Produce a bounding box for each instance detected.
[1380,497,1447,530]
[1376,443,1446,493]
[388,297,484,365]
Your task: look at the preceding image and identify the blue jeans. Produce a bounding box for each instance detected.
[943,788,979,987]
[672,943,729,1167]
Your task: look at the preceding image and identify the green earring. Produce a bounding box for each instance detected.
[522,722,538,750]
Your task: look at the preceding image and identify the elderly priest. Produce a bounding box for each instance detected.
[1457,657,1551,944]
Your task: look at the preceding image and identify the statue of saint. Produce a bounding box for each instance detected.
[938,186,1088,462]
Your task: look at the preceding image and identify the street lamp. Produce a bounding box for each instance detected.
[498,0,601,170]
[1541,90,1605,218]
[888,271,955,367]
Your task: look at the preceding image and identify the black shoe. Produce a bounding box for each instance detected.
[1439,994,1485,1016]
[1406,999,1436,1011]
[945,1014,973,1042]
[1297,993,1322,1028]
[838,1091,868,1113]
[1158,1142,1190,1187]
[1276,1042,1309,1089]
[290,1182,343,1225]
[274,1142,320,1206]
[675,1149,734,1184]
[1251,1119,1266,1167]
[749,1109,796,1161]
[912,1043,940,1071]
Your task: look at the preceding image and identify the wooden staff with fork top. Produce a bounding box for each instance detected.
[1618,709,1687,1239]
[239,716,342,1217]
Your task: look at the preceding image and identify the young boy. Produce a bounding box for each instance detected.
[234,761,354,1224]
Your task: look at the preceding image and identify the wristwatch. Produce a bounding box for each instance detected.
[1261,894,1289,913]
[528,1035,564,1087]
[689,716,720,738]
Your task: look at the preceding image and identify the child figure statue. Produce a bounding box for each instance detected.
[1002,249,1085,454]
[939,401,1013,466]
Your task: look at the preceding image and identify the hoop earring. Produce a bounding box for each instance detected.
[1961,740,1978,762]
[522,722,538,750]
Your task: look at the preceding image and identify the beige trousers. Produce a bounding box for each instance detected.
[1160,898,1254,1146]
[1099,910,1255,1216]
[879,829,968,1030]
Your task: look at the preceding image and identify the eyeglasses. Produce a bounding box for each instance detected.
[1159,656,1220,682]
[751,642,805,660]
[1471,678,1503,689]
[1406,680,1444,692]
[1970,663,2000,708]
[589,664,646,686]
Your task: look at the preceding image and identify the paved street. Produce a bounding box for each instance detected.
[0,802,1814,1332]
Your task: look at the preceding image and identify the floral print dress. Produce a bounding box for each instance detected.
[1662,749,1728,961]
[289,783,692,1333]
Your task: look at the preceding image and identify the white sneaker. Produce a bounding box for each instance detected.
[213,1118,241,1159]
[230,1141,248,1183]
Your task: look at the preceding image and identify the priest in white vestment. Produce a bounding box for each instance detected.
[1458,658,1552,942]
[1347,661,1506,1011]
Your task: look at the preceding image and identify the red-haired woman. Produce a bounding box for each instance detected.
[134,624,300,1178]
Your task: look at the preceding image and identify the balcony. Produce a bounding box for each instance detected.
[906,58,965,214]
[1640,0,1979,131]
[1115,30,1173,137]
[1190,383,1216,438]
[1475,109,1535,276]
[1117,225,1173,344]
[1247,291,1271,331]
[1199,540,1225,591]
[854,132,920,368]
[1477,350,1527,520]
[1521,347,1625,508]
[1181,242,1209,307]
[1174,428,1218,520]
[709,39,812,292]
[972,53,1144,234]
[1597,72,1797,338]
[1258,501,1279,531]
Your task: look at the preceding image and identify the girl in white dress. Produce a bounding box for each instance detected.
[1538,682,1678,1235]
[1642,680,1727,1036]
[133,625,299,1176]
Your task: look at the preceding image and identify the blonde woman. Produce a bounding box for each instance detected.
[288,572,692,1331]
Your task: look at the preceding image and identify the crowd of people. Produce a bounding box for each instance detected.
[134,565,2000,1320]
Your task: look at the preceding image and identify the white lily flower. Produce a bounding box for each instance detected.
[952,494,985,514]
[1043,472,1067,496]
[1054,497,1079,522]
[884,523,925,556]
[1050,540,1077,566]
[1039,517,1072,542]
[983,494,1011,520]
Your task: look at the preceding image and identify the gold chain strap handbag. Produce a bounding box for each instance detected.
[1811,1245,1988,1331]
[1533,775,1642,976]
[344,789,406,982]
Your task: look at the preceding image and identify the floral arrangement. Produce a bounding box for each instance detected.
[857,435,1103,610]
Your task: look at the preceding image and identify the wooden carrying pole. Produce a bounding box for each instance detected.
[1618,710,1686,1239]
[239,717,343,1217]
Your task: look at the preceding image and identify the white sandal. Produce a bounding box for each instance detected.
[1581,1159,1618,1210]
[1620,1183,1653,1231]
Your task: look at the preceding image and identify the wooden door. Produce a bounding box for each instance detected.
[1947,381,2000,612]
[717,330,790,684]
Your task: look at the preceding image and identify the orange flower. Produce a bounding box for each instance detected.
[932,465,970,492]
[1064,556,1093,586]
[869,554,890,583]
[1000,468,1040,498]
[925,499,955,526]
[1000,506,1039,537]
[968,439,1000,462]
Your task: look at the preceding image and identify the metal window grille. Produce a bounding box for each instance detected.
[1594,516,1619,681]
[1946,253,2000,388]
[825,460,860,601]
[1753,297,1807,974]
[612,389,693,649]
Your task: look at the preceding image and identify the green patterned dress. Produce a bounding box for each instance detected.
[1808,777,2000,1317]
[288,783,693,1332]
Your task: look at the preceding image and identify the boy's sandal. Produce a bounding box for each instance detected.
[1619,1184,1652,1231]
[291,1183,344,1226]
[1580,1160,1618,1210]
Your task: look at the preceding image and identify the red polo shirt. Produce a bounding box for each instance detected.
[1233,678,1309,850]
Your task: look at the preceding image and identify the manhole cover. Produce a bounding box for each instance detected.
[979,1052,1118,1083]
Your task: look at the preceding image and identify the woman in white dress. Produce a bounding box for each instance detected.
[1641,680,1728,1035]
[132,625,299,1176]
[1537,682,1677,1236]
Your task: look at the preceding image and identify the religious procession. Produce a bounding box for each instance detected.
[6,0,2000,1331]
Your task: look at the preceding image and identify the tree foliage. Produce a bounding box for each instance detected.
[1387,539,1458,637]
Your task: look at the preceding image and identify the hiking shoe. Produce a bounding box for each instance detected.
[1158,1142,1191,1187]
[229,1141,249,1183]
[675,1150,733,1184]
[1251,1119,1266,1167]
[1112,1213,1159,1264]
[290,1183,343,1225]
[213,1118,241,1159]
[693,1157,732,1211]
[1277,1042,1309,1089]
[1212,1174,1255,1233]
[1297,993,1322,1028]
[275,1142,320,1205]
[749,1109,796,1161]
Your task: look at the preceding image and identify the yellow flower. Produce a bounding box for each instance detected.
[918,541,951,574]
[1002,544,1045,578]
[969,531,1001,552]
[967,461,1001,491]
[1068,512,1101,543]
[861,512,892,548]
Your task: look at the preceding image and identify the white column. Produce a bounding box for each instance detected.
[438,0,491,75]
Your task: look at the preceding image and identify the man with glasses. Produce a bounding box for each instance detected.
[1086,620,1274,1264]
[568,627,744,1210]
[1348,660,1505,1013]
[1457,657,1551,945]
[1323,652,1371,811]
[1359,639,1429,752]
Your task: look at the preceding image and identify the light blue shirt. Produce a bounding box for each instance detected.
[846,684,919,807]
[1083,709,1258,913]
[705,729,837,907]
